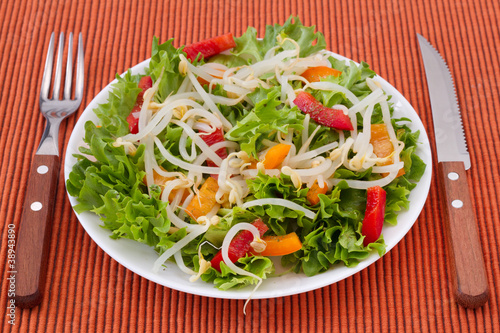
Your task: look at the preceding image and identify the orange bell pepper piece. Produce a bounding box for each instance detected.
[185,177,219,220]
[197,70,224,89]
[306,180,328,205]
[301,66,341,82]
[251,232,303,256]
[144,169,189,202]
[246,159,259,169]
[370,124,405,177]
[262,143,291,169]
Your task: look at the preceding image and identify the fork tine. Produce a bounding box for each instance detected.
[63,32,74,100]
[40,33,55,100]
[74,32,84,101]
[52,32,65,100]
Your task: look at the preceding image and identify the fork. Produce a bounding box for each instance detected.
[15,32,84,308]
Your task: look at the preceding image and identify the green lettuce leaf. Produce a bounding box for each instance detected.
[225,87,304,157]
[92,71,141,137]
[310,58,376,109]
[146,37,187,103]
[200,255,274,290]
[67,122,173,250]
[220,16,326,66]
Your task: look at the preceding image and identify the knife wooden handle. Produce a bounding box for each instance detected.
[15,154,59,308]
[438,161,489,308]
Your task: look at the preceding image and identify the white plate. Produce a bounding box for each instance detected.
[64,54,432,299]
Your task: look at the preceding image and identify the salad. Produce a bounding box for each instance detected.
[67,17,426,300]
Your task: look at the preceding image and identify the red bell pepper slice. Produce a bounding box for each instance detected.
[361,186,386,246]
[126,105,141,134]
[199,128,227,179]
[293,91,354,131]
[126,76,153,134]
[199,127,228,164]
[210,219,269,272]
[183,33,236,62]
[137,76,153,100]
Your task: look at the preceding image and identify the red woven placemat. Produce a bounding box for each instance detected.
[1,1,499,331]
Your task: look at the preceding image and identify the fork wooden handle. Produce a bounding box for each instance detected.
[438,161,489,308]
[15,154,60,308]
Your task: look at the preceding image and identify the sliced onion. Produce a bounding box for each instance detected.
[348,88,384,116]
[152,222,209,272]
[306,81,360,105]
[283,158,332,177]
[175,76,192,94]
[264,45,280,59]
[380,99,397,142]
[178,193,194,220]
[290,141,338,166]
[287,74,310,85]
[166,205,198,232]
[371,162,404,173]
[282,141,296,167]
[222,84,252,96]
[158,92,201,106]
[242,198,316,219]
[171,120,223,165]
[329,169,399,189]
[155,137,240,176]
[122,98,208,142]
[220,222,264,315]
[174,251,196,275]
[185,58,216,83]
[142,136,156,196]
[338,130,345,146]
[155,137,221,174]
[138,73,162,132]
[152,166,184,179]
[209,93,247,106]
[241,49,299,79]
[181,107,223,128]
[241,169,281,178]
[366,77,381,91]
[181,54,233,130]
[301,114,311,147]
[193,121,214,132]
[161,179,191,204]
[178,118,197,162]
[198,62,228,77]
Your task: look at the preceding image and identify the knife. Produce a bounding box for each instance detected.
[417,34,489,308]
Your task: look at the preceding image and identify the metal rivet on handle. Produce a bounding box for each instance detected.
[31,201,43,211]
[37,165,49,174]
[452,200,463,208]
[448,172,459,180]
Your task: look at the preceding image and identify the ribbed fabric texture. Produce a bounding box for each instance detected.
[1,0,499,332]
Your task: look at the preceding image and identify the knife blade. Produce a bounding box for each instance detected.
[417,33,489,308]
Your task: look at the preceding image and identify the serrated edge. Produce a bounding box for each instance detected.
[417,34,470,157]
